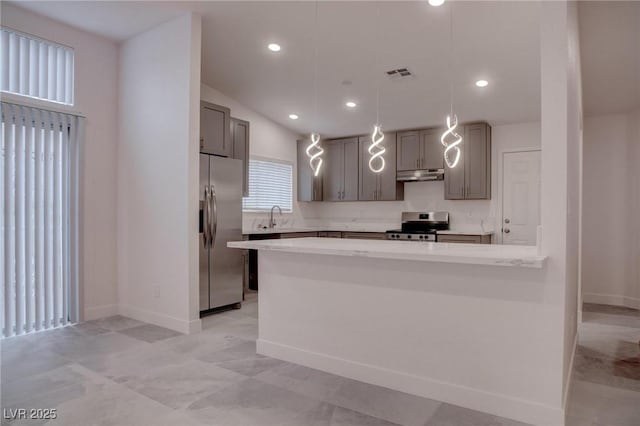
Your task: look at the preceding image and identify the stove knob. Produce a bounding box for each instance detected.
[407,235,412,239]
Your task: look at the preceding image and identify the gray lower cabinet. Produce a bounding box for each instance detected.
[341,232,386,240]
[279,232,319,238]
[318,231,342,238]
[200,101,231,157]
[397,128,444,172]
[436,234,492,244]
[444,123,491,200]
[322,137,358,201]
[297,139,323,201]
[358,133,403,201]
[231,117,250,197]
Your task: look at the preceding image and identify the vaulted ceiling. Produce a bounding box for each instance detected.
[9,1,638,137]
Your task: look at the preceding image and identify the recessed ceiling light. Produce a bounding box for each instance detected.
[475,79,489,88]
[268,43,281,52]
[345,101,357,108]
[289,114,299,120]
[428,0,445,7]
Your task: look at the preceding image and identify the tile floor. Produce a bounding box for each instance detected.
[1,295,638,426]
[565,303,640,426]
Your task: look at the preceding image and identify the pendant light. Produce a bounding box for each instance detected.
[369,3,386,173]
[307,0,324,177]
[440,2,462,168]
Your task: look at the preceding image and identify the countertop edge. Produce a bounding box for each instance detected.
[228,240,546,269]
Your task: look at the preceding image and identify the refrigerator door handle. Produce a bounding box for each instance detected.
[211,184,218,247]
[203,186,210,248]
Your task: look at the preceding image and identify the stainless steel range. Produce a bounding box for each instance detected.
[385,211,449,241]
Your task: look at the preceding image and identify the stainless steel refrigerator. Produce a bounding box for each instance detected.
[199,154,243,313]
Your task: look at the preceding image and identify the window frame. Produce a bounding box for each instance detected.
[242,155,294,214]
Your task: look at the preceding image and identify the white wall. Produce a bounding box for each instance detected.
[539,0,582,416]
[582,110,640,309]
[632,110,640,305]
[117,14,202,333]
[564,0,583,408]
[1,4,119,320]
[300,121,541,235]
[200,84,305,230]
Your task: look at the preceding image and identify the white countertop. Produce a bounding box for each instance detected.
[228,237,545,268]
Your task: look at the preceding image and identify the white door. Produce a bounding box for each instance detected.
[502,150,541,245]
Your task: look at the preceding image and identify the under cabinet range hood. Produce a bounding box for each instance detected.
[396,169,444,182]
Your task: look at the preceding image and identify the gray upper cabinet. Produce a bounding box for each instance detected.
[397,131,421,171]
[444,135,466,200]
[444,122,491,200]
[200,101,231,157]
[231,117,250,197]
[464,123,491,199]
[421,128,444,170]
[322,137,358,202]
[297,138,323,201]
[358,136,378,201]
[358,133,403,201]
[397,128,444,171]
[343,139,358,201]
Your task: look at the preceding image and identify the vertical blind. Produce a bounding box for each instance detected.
[1,102,83,338]
[243,158,293,212]
[1,27,74,106]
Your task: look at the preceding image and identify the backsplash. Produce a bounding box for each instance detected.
[242,181,497,233]
[297,180,497,233]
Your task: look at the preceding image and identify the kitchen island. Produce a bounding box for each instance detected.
[227,238,559,425]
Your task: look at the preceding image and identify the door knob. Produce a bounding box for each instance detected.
[504,218,510,224]
[504,228,510,234]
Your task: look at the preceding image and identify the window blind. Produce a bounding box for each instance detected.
[243,158,293,212]
[1,27,74,106]
[1,102,84,338]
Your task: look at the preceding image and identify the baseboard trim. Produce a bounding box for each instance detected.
[583,293,640,310]
[563,333,578,410]
[257,339,565,426]
[117,305,202,334]
[84,304,118,321]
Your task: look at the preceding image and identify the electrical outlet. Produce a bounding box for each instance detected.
[153,285,160,299]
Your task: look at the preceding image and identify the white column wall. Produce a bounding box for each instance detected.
[117,13,202,333]
[539,0,581,414]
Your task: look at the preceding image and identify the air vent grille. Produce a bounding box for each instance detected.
[386,68,413,79]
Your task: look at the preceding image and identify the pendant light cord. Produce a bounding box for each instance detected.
[375,2,381,125]
[313,0,319,130]
[448,1,454,116]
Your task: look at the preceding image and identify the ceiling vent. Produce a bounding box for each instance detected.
[386,68,413,80]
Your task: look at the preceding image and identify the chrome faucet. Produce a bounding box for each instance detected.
[269,205,282,228]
